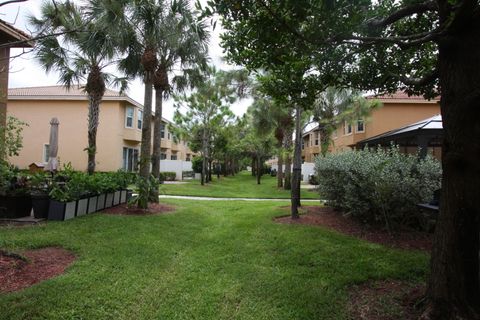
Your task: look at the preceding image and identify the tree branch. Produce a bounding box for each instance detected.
[0,28,87,49]
[390,69,438,86]
[0,0,27,7]
[367,1,438,29]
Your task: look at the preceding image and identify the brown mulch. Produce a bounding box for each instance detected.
[0,247,76,293]
[275,206,432,251]
[347,280,426,320]
[102,203,176,215]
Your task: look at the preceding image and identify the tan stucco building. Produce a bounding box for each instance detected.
[302,92,441,162]
[7,86,194,172]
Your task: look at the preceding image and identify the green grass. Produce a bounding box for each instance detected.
[0,200,428,320]
[160,171,319,199]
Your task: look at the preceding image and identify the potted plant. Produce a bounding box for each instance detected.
[104,175,116,209]
[86,174,100,214]
[30,172,51,219]
[48,182,77,221]
[0,164,32,218]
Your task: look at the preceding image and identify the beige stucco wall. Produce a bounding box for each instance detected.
[7,99,130,171]
[329,100,440,153]
[7,97,195,171]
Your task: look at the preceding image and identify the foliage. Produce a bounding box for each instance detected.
[315,146,441,231]
[0,163,29,197]
[159,172,176,182]
[129,175,160,209]
[0,116,28,160]
[191,156,203,173]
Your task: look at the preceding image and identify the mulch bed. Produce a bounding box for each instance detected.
[102,203,176,215]
[0,247,76,293]
[347,280,426,320]
[275,206,432,251]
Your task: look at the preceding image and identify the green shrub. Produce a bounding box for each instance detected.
[315,146,441,231]
[159,172,176,181]
[191,156,203,173]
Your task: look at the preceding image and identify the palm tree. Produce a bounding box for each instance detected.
[30,1,126,174]
[313,87,381,155]
[150,0,209,179]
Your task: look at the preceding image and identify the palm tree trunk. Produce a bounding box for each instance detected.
[277,151,283,188]
[87,95,101,175]
[256,155,262,184]
[152,88,163,178]
[139,74,154,181]
[291,105,302,219]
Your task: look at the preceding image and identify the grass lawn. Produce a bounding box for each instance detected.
[160,171,319,199]
[0,200,428,319]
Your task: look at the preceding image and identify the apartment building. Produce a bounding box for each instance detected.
[7,86,194,172]
[301,91,440,162]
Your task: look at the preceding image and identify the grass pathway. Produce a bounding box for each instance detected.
[160,171,319,199]
[0,200,428,319]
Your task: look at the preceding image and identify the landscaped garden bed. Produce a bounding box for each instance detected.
[275,206,432,251]
[0,247,75,293]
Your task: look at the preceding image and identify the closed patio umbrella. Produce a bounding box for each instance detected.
[44,117,59,172]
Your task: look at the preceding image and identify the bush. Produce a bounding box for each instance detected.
[191,156,203,173]
[159,172,176,181]
[315,146,441,231]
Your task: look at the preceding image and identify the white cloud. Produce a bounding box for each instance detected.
[3,0,251,121]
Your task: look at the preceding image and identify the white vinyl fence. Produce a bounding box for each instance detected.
[160,160,193,180]
[271,162,315,183]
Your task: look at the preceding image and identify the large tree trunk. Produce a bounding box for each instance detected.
[139,76,154,180]
[277,151,283,188]
[151,88,163,178]
[284,130,292,190]
[423,10,480,319]
[0,47,10,161]
[291,105,302,219]
[85,65,106,175]
[256,155,262,184]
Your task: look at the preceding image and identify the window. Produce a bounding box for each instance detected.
[186,154,191,161]
[315,132,319,146]
[357,119,365,133]
[160,153,167,160]
[125,106,134,128]
[344,121,352,135]
[137,110,143,129]
[122,147,139,172]
[301,140,305,150]
[43,144,50,162]
[168,132,171,140]
[160,124,165,138]
[171,154,177,160]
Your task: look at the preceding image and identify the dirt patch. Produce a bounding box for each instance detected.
[347,280,425,320]
[0,247,75,293]
[102,202,176,215]
[275,206,432,251]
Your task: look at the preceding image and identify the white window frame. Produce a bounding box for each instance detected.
[356,119,365,133]
[125,106,134,128]
[137,109,143,130]
[344,121,352,135]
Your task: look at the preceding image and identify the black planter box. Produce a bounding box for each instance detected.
[32,195,49,219]
[120,190,127,204]
[96,194,106,211]
[48,199,76,221]
[105,193,114,208]
[113,191,121,206]
[0,195,32,218]
[87,196,98,214]
[126,189,133,202]
[76,198,88,216]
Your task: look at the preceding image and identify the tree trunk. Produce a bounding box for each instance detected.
[151,88,163,178]
[86,95,101,175]
[277,151,283,188]
[284,130,292,190]
[256,155,261,184]
[208,159,213,182]
[291,105,302,219]
[139,75,153,181]
[423,13,480,319]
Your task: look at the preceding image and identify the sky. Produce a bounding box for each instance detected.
[1,0,252,121]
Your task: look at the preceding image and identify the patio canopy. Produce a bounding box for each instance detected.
[356,114,443,158]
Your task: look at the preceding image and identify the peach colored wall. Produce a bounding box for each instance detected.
[329,101,440,153]
[7,99,131,171]
[7,98,195,171]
